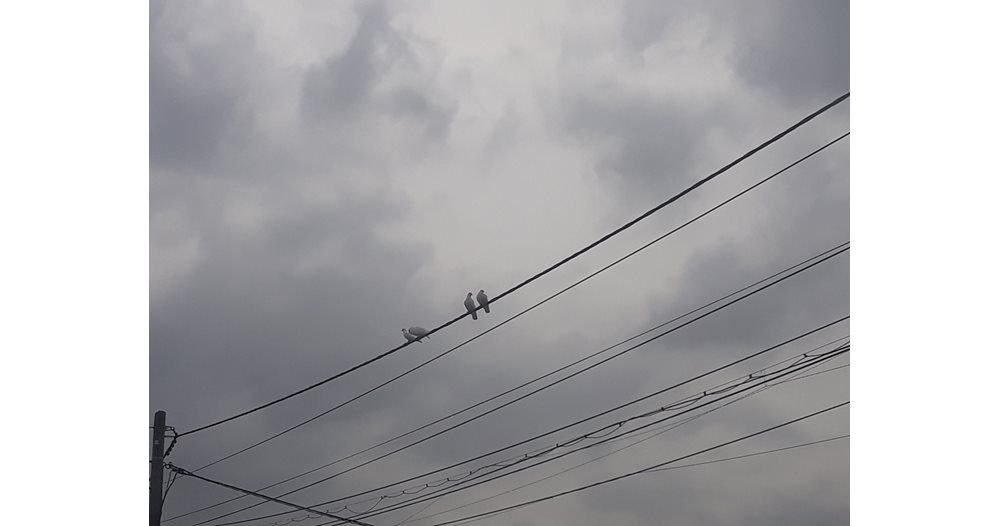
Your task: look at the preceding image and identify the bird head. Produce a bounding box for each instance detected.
[478,289,484,294]
[467,292,473,296]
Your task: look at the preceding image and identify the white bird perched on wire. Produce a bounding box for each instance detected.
[408,326,430,340]
[402,328,420,343]
[464,293,478,320]
[476,290,490,314]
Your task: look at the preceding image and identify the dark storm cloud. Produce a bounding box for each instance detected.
[150,2,848,525]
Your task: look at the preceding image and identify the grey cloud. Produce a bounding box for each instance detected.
[619,0,849,104]
[727,0,850,104]
[557,85,736,200]
[300,1,455,140]
[149,1,255,171]
[151,2,847,525]
[620,0,702,52]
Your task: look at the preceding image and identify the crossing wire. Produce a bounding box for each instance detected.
[425,401,849,526]
[171,227,849,523]
[182,129,850,480]
[169,234,848,522]
[207,306,848,526]
[315,345,849,525]
[191,246,848,526]
[266,342,848,526]
[175,93,849,439]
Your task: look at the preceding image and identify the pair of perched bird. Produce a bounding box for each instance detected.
[401,290,492,344]
[465,289,490,320]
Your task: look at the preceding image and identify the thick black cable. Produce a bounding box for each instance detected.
[176,93,849,439]
[174,131,850,498]
[212,305,848,526]
[168,233,848,524]
[426,401,849,526]
[326,346,849,524]
[223,338,847,526]
[165,465,374,526]
[195,248,849,526]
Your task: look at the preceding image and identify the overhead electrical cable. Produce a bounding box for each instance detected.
[176,93,849,439]
[208,312,848,526]
[174,132,850,518]
[414,435,850,526]
[185,131,850,478]
[171,235,849,524]
[192,246,848,526]
[163,465,374,526]
[256,341,848,526]
[315,345,849,525]
[319,401,850,526]
[401,358,850,525]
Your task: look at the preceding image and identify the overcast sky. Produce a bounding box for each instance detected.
[150,1,849,525]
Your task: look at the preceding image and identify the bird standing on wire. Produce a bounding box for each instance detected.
[402,329,420,343]
[408,326,430,341]
[476,290,490,315]
[464,293,478,320]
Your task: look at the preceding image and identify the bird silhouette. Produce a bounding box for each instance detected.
[402,328,420,343]
[464,293,478,320]
[408,326,430,340]
[476,290,490,314]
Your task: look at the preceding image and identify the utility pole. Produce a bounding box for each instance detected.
[150,410,167,526]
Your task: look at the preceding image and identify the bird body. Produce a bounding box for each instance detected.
[402,329,420,343]
[408,326,430,340]
[464,293,478,320]
[476,290,490,313]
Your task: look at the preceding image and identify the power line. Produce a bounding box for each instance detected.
[175,93,849,439]
[320,345,850,525]
[224,340,848,526]
[648,434,849,473]
[286,344,849,526]
[167,237,849,525]
[164,464,375,526]
[425,401,849,526]
[170,236,849,526]
[419,436,851,526]
[173,131,849,498]
[193,246,849,526]
[211,314,848,526]
[397,351,850,524]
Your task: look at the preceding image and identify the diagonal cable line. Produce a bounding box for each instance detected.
[193,246,848,526]
[274,342,849,526]
[398,350,850,524]
[223,338,848,526]
[322,345,849,525]
[168,234,849,523]
[425,401,850,526]
[421,435,851,526]
[176,93,849,439]
[174,128,849,490]
[163,465,374,526]
[211,309,848,526]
